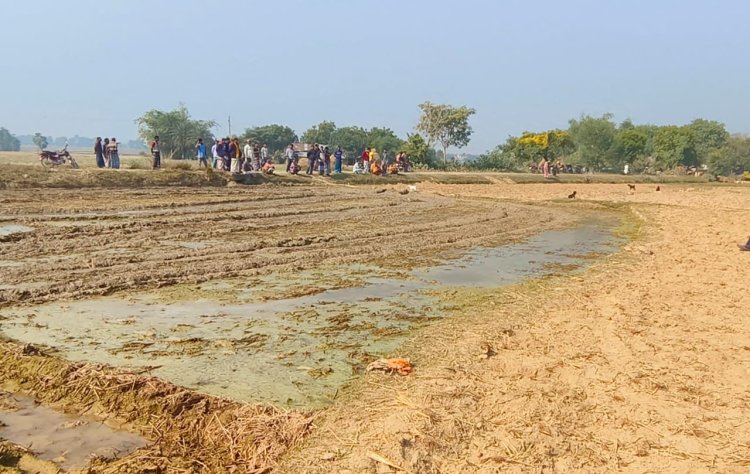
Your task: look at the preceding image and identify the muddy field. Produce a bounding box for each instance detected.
[1,175,748,473]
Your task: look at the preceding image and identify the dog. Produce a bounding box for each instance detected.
[656,186,660,191]
[628,184,636,191]
[568,191,577,199]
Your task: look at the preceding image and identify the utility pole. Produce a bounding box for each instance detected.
[228,115,232,137]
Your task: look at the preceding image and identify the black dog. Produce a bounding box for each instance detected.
[568,191,577,199]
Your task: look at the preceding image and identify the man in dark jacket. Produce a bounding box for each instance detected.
[94,137,104,168]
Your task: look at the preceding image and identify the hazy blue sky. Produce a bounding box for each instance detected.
[1,0,748,152]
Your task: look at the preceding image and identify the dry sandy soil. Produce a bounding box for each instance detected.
[1,177,749,473]
[279,182,750,473]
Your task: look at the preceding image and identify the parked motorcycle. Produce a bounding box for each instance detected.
[40,144,79,169]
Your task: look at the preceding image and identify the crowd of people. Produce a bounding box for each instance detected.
[531,157,587,177]
[93,137,122,169]
[204,139,413,177]
[93,135,414,176]
[208,137,277,174]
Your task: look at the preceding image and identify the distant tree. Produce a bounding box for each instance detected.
[126,139,147,151]
[331,126,369,162]
[416,102,476,165]
[366,127,404,156]
[135,105,217,160]
[612,125,656,167]
[687,119,728,164]
[402,133,432,166]
[568,114,617,170]
[707,134,750,176]
[653,126,696,169]
[0,127,21,151]
[32,132,48,151]
[301,121,337,145]
[470,142,523,171]
[241,124,297,152]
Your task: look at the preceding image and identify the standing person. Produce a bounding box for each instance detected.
[108,138,120,169]
[103,138,111,168]
[223,138,232,171]
[284,144,295,172]
[229,137,241,173]
[260,144,269,164]
[211,139,219,169]
[94,137,105,168]
[539,156,549,178]
[243,140,253,172]
[306,144,318,175]
[217,138,229,171]
[370,148,380,172]
[381,150,389,171]
[150,135,161,169]
[196,138,208,168]
[252,142,262,170]
[334,146,343,174]
[323,146,332,176]
[361,147,370,174]
[318,147,327,175]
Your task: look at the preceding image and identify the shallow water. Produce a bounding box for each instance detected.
[0,393,146,470]
[0,224,34,238]
[0,217,623,408]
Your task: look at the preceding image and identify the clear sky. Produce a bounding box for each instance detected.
[1,0,748,153]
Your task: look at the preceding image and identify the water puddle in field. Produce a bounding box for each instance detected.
[0,392,146,471]
[0,217,623,408]
[0,224,34,239]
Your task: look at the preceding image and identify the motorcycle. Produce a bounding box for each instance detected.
[40,144,79,169]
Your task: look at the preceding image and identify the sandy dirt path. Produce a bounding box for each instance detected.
[280,183,750,473]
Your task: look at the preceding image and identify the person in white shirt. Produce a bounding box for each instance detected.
[211,139,219,169]
[243,140,253,173]
[284,144,296,172]
[261,144,269,164]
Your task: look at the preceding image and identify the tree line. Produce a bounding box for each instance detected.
[133,102,475,167]
[6,105,748,176]
[471,114,750,176]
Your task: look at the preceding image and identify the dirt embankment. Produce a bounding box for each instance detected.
[0,340,314,472]
[0,186,567,307]
[279,184,750,473]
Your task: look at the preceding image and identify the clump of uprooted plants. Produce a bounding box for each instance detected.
[0,340,315,472]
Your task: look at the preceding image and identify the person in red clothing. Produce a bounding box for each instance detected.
[361,147,370,174]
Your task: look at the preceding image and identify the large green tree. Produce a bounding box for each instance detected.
[330,126,368,162]
[366,127,404,156]
[416,102,476,164]
[611,125,656,167]
[653,126,696,169]
[402,133,433,166]
[240,124,297,152]
[32,132,48,151]
[300,121,337,145]
[470,141,523,171]
[687,119,728,165]
[568,114,617,170]
[135,105,217,160]
[707,134,750,176]
[0,128,20,151]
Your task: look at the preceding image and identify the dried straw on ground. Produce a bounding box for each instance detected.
[0,340,314,472]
